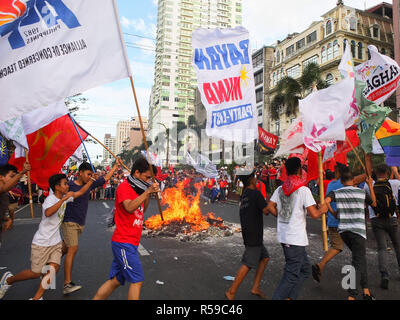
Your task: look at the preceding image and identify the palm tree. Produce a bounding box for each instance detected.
[271,62,329,120]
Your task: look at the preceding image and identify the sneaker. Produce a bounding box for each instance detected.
[63,282,82,295]
[363,293,376,300]
[312,264,321,283]
[0,271,13,299]
[381,278,389,290]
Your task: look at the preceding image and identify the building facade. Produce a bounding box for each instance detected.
[148,0,243,140]
[266,1,394,137]
[103,134,116,164]
[116,117,148,154]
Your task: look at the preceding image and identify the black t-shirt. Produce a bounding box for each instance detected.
[239,188,267,247]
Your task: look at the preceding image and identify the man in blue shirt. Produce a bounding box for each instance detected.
[312,163,366,283]
[61,160,121,294]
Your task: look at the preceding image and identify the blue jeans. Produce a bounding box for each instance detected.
[272,244,311,300]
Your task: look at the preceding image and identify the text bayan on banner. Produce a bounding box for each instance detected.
[192,27,257,144]
[0,0,130,122]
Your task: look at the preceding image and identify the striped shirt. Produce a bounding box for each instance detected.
[327,186,373,239]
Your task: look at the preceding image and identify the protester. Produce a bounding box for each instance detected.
[61,160,121,295]
[0,173,94,300]
[364,164,400,290]
[0,163,31,249]
[225,171,270,300]
[325,167,376,300]
[267,157,328,300]
[93,157,159,300]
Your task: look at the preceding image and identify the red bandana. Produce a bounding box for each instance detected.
[282,175,305,196]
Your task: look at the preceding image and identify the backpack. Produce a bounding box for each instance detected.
[373,180,397,218]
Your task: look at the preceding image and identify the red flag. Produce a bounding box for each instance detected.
[9,115,88,190]
[258,126,278,150]
[168,164,174,174]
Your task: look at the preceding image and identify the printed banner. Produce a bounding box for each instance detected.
[192,27,257,143]
[0,0,130,122]
[258,126,278,150]
[355,45,400,105]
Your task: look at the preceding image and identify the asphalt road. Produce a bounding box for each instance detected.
[1,198,400,300]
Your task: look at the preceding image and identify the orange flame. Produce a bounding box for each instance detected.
[145,181,212,232]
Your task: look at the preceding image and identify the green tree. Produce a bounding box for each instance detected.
[271,62,329,120]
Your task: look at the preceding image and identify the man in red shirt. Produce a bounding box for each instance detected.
[268,164,277,192]
[93,158,159,300]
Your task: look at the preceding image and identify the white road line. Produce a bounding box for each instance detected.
[138,244,150,256]
[103,202,110,209]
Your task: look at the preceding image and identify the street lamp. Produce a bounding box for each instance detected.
[158,122,169,167]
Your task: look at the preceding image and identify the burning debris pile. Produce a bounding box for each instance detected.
[143,182,241,242]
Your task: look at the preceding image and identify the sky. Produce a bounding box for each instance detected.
[75,0,392,161]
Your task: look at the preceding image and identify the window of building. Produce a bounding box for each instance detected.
[256,88,263,103]
[286,44,295,56]
[277,50,280,63]
[343,39,348,52]
[358,42,363,60]
[326,20,332,36]
[253,52,263,68]
[254,71,263,86]
[303,55,319,68]
[258,108,263,117]
[326,73,334,85]
[273,72,276,86]
[333,40,339,58]
[296,38,305,51]
[349,16,357,31]
[351,40,356,58]
[327,43,333,60]
[287,64,300,78]
[321,46,327,63]
[275,120,280,136]
[306,31,317,44]
[381,48,386,55]
[372,25,380,39]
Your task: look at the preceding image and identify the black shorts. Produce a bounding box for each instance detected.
[241,245,270,269]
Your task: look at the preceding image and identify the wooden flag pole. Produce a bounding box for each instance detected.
[318,151,329,252]
[129,76,164,221]
[345,135,367,173]
[24,149,34,219]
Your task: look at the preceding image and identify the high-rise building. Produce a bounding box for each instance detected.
[149,0,243,139]
[103,134,116,163]
[129,116,148,149]
[116,118,149,154]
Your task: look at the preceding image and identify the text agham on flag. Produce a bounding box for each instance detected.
[9,102,88,190]
[192,27,258,144]
[0,0,131,122]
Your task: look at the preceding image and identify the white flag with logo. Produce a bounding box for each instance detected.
[355,45,400,105]
[185,152,218,178]
[0,0,131,122]
[192,27,257,143]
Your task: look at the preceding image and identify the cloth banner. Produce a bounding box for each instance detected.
[192,27,257,143]
[0,0,130,122]
[185,152,218,178]
[375,118,400,166]
[258,126,278,151]
[355,45,400,105]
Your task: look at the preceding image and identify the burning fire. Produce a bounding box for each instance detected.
[145,181,224,232]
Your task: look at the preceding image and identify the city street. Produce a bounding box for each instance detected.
[1,198,400,301]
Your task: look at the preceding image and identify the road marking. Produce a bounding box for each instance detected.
[138,244,150,256]
[103,202,110,209]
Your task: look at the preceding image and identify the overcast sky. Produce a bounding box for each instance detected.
[76,0,392,160]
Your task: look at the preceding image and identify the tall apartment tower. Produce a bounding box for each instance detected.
[103,134,116,163]
[116,118,148,154]
[149,0,243,139]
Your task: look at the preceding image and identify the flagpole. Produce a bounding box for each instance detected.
[345,135,367,174]
[129,76,164,221]
[24,149,34,219]
[318,151,329,252]
[68,114,95,173]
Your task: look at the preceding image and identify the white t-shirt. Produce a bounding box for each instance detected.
[364,179,400,219]
[270,186,316,246]
[32,194,73,247]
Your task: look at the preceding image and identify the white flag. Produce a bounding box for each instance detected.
[355,45,400,105]
[299,77,355,152]
[192,27,257,143]
[0,0,131,122]
[0,116,28,158]
[185,152,218,178]
[339,41,355,79]
[141,150,162,168]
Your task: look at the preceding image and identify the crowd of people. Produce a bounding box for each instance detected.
[0,154,400,301]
